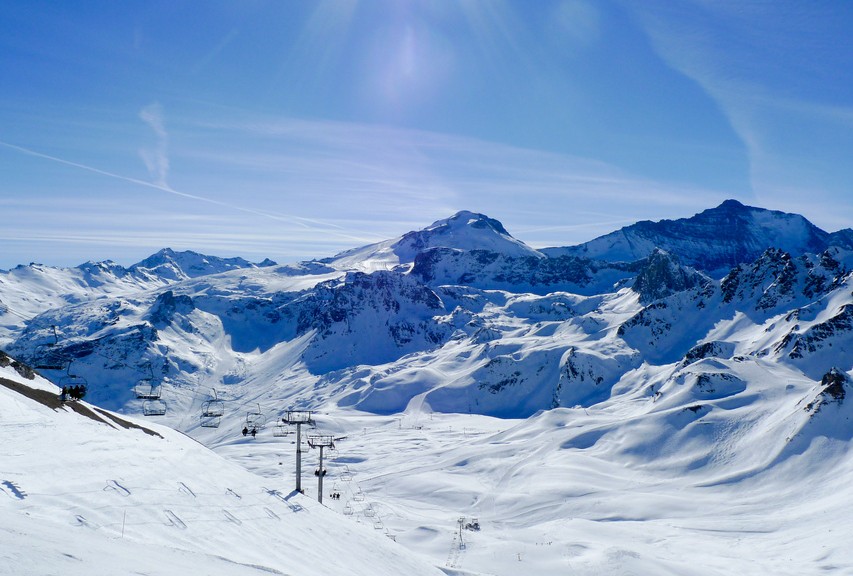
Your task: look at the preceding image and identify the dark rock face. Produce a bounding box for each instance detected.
[821,368,847,403]
[785,305,853,360]
[632,249,709,303]
[293,271,451,373]
[721,248,846,311]
[804,368,849,413]
[410,247,640,295]
[548,199,841,276]
[147,290,195,327]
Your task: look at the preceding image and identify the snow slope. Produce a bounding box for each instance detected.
[0,364,442,576]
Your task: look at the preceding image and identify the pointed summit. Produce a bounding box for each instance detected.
[325,211,541,272]
[396,211,538,260]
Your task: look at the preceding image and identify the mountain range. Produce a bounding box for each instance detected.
[1,199,851,415]
[2,199,853,574]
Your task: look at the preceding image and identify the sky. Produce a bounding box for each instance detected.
[1,0,851,270]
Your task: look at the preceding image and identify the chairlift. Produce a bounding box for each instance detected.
[34,326,65,370]
[273,423,290,437]
[373,519,383,530]
[339,465,353,482]
[201,389,224,418]
[363,505,375,518]
[59,361,88,390]
[134,364,161,399]
[353,489,365,502]
[143,399,167,416]
[245,403,266,429]
[343,503,353,516]
[200,415,221,428]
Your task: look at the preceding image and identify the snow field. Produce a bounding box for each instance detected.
[0,366,443,576]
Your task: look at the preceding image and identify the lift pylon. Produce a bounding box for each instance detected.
[282,411,313,493]
[307,435,335,504]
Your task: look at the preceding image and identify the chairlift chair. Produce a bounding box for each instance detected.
[245,403,266,429]
[135,382,161,399]
[59,361,88,390]
[134,364,161,399]
[200,415,221,428]
[143,399,167,416]
[34,327,65,370]
[34,345,65,371]
[273,424,290,437]
[201,389,225,418]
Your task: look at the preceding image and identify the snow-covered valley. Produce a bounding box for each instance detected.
[2,200,853,575]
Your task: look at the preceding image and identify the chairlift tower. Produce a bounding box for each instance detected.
[282,410,313,493]
[307,435,334,504]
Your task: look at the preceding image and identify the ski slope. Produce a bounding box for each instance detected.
[0,365,442,576]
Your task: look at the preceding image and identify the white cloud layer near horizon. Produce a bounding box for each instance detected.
[0,107,745,269]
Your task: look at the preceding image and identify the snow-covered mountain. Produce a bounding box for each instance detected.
[544,199,853,277]
[323,210,542,272]
[0,249,273,346]
[2,201,853,574]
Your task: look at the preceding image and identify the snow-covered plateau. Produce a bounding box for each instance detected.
[2,200,853,575]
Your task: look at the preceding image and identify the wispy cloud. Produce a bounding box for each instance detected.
[139,102,170,188]
[181,112,728,248]
[624,1,853,229]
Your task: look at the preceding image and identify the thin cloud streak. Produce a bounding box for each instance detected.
[0,139,358,239]
[625,1,853,229]
[139,102,170,188]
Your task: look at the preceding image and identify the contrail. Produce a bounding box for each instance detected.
[0,139,354,234]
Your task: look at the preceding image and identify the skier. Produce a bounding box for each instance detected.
[242,426,248,436]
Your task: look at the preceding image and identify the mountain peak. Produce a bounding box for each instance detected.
[717,198,747,210]
[429,211,512,237]
[547,200,831,277]
[325,211,541,271]
[130,249,268,280]
[394,211,538,260]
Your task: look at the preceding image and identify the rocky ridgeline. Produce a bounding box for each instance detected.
[1,201,851,418]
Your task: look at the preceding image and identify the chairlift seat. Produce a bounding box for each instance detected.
[200,415,221,428]
[143,399,167,416]
[201,399,224,418]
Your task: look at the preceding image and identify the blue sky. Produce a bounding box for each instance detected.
[1,0,851,269]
